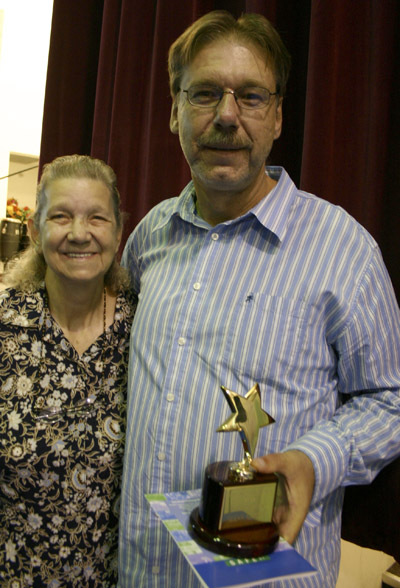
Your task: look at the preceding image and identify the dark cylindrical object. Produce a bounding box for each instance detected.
[0,218,21,261]
[19,222,30,252]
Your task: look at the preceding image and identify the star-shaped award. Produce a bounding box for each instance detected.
[217,383,275,461]
[190,383,279,555]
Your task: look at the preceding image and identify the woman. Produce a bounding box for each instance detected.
[0,155,135,587]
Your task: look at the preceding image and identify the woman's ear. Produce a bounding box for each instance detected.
[28,217,40,250]
[115,225,123,255]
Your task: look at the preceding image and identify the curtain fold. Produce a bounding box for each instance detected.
[39,0,104,157]
[300,0,400,300]
[39,0,400,301]
[301,0,398,235]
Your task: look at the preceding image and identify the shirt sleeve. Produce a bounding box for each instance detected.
[286,247,400,504]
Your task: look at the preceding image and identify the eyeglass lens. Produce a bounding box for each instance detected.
[185,85,274,109]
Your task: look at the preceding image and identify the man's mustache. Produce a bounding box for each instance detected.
[197,131,252,150]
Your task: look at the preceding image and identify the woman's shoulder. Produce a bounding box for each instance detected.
[0,287,44,327]
[114,287,137,328]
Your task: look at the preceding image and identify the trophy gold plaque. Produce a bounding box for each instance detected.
[190,384,279,557]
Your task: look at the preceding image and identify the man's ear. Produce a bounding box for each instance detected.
[274,97,283,141]
[169,98,179,134]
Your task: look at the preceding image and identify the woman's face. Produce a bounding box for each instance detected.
[34,177,122,288]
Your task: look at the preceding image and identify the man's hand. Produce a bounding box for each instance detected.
[252,450,315,544]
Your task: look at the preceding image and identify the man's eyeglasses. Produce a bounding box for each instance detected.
[181,85,279,110]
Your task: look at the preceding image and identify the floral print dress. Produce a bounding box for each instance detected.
[0,287,135,587]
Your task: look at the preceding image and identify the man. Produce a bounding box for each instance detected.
[119,11,400,587]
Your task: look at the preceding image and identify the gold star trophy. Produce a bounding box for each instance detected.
[190,384,279,557]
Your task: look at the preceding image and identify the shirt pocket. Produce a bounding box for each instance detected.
[222,293,320,383]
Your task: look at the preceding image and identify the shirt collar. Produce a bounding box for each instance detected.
[152,166,297,242]
[249,167,297,242]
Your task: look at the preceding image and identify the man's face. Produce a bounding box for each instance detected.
[170,39,283,195]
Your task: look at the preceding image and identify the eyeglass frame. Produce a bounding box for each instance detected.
[180,84,280,110]
[33,395,102,424]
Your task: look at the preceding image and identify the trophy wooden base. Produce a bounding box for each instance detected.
[190,507,279,557]
[189,460,279,557]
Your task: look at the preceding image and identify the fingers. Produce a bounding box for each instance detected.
[252,453,282,473]
[253,450,314,491]
[252,450,315,544]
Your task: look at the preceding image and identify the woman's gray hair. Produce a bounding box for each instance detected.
[3,154,130,292]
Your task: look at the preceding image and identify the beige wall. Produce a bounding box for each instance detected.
[0,0,52,216]
[7,153,38,212]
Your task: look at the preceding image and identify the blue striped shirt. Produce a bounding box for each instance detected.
[119,167,400,587]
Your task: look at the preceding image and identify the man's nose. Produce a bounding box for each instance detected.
[213,91,240,128]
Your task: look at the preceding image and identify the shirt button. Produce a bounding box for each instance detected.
[152,565,160,574]
[211,233,219,240]
[193,282,201,290]
[166,393,174,402]
[178,337,186,346]
[157,452,166,461]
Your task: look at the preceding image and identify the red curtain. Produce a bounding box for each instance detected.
[39,0,400,301]
[301,1,400,280]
